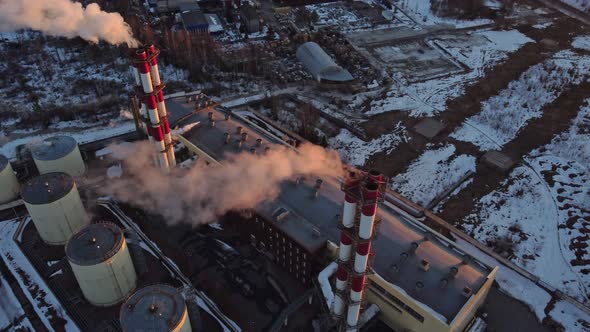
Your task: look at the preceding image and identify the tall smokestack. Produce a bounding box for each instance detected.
[146,44,162,87]
[134,49,153,94]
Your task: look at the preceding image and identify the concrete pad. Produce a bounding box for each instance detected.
[413,118,445,139]
[481,151,516,172]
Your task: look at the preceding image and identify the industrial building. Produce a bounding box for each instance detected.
[162,92,498,332]
[296,42,354,83]
[181,10,209,32]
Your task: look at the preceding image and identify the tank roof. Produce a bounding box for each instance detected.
[30,136,78,161]
[0,154,8,171]
[21,172,74,205]
[66,223,124,266]
[120,284,186,332]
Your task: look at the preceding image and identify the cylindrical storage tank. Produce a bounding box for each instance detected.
[31,136,86,177]
[21,172,89,245]
[120,284,192,332]
[66,223,137,307]
[0,154,20,204]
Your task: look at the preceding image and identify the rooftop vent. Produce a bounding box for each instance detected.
[249,148,256,154]
[409,241,419,254]
[225,113,231,121]
[223,132,230,144]
[241,132,249,142]
[272,207,289,222]
[390,264,399,273]
[415,281,424,292]
[462,286,472,298]
[420,259,430,272]
[236,126,243,135]
[400,252,409,262]
[235,139,242,149]
[207,112,214,121]
[449,266,459,278]
[209,120,215,128]
[315,179,323,189]
[440,278,449,289]
[255,138,262,147]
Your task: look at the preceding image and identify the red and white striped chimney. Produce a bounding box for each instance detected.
[145,44,162,88]
[134,49,153,94]
[332,265,348,317]
[156,90,176,167]
[347,175,380,331]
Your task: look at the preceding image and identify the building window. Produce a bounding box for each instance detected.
[370,282,424,323]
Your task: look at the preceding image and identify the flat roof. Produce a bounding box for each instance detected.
[21,172,74,205]
[30,136,77,161]
[66,223,124,266]
[169,97,492,321]
[181,10,208,28]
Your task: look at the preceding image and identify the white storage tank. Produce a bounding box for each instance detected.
[21,172,89,245]
[120,284,192,332]
[66,223,137,307]
[31,136,86,177]
[0,154,20,204]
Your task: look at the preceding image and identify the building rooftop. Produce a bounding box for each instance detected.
[66,223,125,266]
[120,284,186,332]
[30,136,77,161]
[21,172,74,205]
[181,10,208,30]
[169,96,492,321]
[296,42,354,82]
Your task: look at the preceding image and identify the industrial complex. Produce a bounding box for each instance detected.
[2,0,590,332]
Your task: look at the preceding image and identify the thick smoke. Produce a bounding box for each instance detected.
[0,0,138,47]
[103,141,343,225]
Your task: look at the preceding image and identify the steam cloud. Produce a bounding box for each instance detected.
[103,141,343,225]
[0,0,138,47]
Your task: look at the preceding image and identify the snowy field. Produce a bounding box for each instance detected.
[0,271,34,331]
[562,0,590,12]
[368,29,533,117]
[0,121,135,160]
[573,35,590,50]
[452,50,590,150]
[328,124,409,166]
[462,100,590,303]
[391,144,475,207]
[393,0,493,28]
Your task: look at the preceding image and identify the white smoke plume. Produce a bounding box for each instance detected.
[103,141,343,225]
[0,0,138,47]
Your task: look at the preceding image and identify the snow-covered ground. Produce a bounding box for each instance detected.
[462,100,590,304]
[0,121,135,160]
[393,0,493,28]
[328,124,409,166]
[454,237,589,331]
[391,144,475,207]
[573,35,590,51]
[0,271,34,331]
[452,50,590,150]
[0,219,79,331]
[562,0,590,12]
[368,29,533,117]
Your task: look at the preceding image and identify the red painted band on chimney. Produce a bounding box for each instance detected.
[157,90,165,102]
[147,126,153,136]
[345,193,356,203]
[340,232,352,245]
[153,126,164,141]
[163,119,171,134]
[368,170,383,184]
[144,95,157,109]
[351,275,365,292]
[356,241,371,256]
[336,266,348,281]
